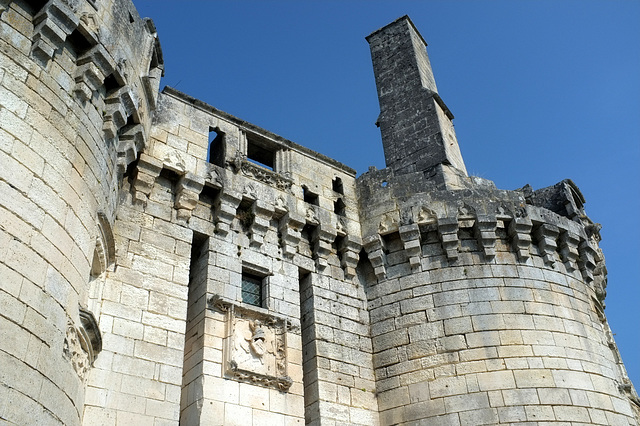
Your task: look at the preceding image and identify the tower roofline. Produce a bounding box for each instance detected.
[365,15,428,48]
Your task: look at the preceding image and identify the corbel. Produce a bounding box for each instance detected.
[534,223,559,267]
[250,200,274,248]
[577,238,597,284]
[399,223,421,270]
[279,212,305,258]
[31,0,79,64]
[475,215,497,260]
[175,172,205,222]
[213,189,242,237]
[509,217,532,261]
[558,230,580,272]
[363,234,387,281]
[131,153,162,204]
[437,216,459,261]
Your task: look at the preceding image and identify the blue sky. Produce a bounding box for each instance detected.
[133,1,639,386]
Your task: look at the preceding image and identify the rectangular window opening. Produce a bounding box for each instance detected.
[247,137,275,171]
[208,127,225,166]
[332,177,344,194]
[242,271,264,307]
[303,186,319,206]
[334,198,346,216]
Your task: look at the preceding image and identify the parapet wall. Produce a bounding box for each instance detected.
[0,0,160,423]
[357,167,638,424]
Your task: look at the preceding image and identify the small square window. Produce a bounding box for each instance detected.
[242,272,263,307]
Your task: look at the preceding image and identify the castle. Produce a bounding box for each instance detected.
[0,0,638,424]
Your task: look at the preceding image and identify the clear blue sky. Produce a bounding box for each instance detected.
[133,1,639,386]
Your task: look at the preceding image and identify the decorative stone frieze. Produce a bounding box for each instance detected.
[241,160,292,192]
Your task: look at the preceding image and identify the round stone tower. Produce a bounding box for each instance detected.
[359,15,639,425]
[0,0,161,423]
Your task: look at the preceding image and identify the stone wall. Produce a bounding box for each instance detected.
[0,0,160,423]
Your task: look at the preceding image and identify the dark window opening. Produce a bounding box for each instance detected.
[128,12,135,23]
[300,224,316,258]
[303,186,319,206]
[242,272,264,307]
[208,127,225,167]
[332,177,344,194]
[199,185,219,205]
[247,138,274,170]
[334,198,346,216]
[236,199,254,231]
[67,28,94,58]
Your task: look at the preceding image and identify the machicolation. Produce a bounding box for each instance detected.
[0,1,638,425]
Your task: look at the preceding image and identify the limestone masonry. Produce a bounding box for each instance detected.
[0,1,638,425]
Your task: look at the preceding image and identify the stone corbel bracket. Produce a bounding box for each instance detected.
[577,238,597,284]
[74,43,115,103]
[475,215,497,260]
[558,230,580,273]
[175,172,205,222]
[214,189,242,237]
[131,153,161,204]
[534,223,560,267]
[313,224,337,270]
[103,86,137,141]
[338,235,362,280]
[31,0,79,65]
[116,123,146,176]
[279,212,305,258]
[364,234,387,281]
[250,200,275,248]
[509,217,532,261]
[437,217,459,262]
[399,223,421,271]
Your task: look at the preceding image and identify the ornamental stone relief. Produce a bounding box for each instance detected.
[210,296,293,391]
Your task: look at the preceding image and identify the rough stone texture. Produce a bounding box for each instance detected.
[0,4,637,426]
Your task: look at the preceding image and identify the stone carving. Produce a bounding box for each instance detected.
[63,323,91,381]
[211,297,293,391]
[240,160,292,191]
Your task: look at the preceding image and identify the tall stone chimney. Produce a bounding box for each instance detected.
[366,16,468,179]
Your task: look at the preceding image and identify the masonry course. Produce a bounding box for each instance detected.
[0,1,638,425]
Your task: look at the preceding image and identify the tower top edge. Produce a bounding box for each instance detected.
[365,15,428,48]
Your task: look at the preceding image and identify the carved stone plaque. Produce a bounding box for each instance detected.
[211,296,293,391]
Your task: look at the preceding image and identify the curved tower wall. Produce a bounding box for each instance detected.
[362,15,638,425]
[0,0,161,423]
[358,175,637,425]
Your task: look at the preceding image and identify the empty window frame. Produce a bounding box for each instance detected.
[302,186,319,206]
[208,127,225,166]
[246,136,275,170]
